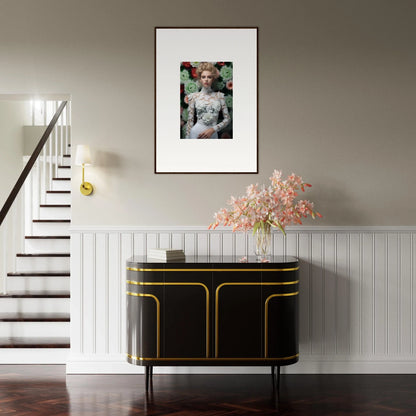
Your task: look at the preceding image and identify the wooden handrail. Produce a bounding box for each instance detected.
[0,101,68,226]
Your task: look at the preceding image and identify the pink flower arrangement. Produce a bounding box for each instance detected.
[209,170,321,235]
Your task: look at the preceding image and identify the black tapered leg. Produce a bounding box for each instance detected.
[145,366,150,391]
[276,366,280,392]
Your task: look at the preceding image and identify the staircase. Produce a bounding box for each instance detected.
[0,101,71,363]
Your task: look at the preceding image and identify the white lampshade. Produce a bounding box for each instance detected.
[75,145,92,166]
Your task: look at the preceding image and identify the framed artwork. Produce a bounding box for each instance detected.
[155,27,258,174]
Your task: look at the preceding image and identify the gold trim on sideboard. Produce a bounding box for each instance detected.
[127,353,299,362]
[126,291,160,358]
[127,267,300,362]
[215,282,299,357]
[127,280,210,357]
[127,267,299,272]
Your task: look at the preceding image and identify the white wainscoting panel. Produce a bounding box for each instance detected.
[67,226,416,374]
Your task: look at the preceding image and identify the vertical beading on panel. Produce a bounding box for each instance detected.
[400,233,412,356]
[308,233,313,354]
[80,233,84,353]
[105,233,109,354]
[385,233,389,355]
[362,233,373,356]
[412,234,415,355]
[321,234,325,355]
[92,233,97,353]
[120,233,133,354]
[398,235,401,354]
[335,232,348,355]
[69,227,416,370]
[118,233,122,353]
[108,232,121,354]
[372,233,376,355]
[334,234,338,354]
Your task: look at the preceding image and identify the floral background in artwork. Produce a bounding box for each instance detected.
[180,61,233,139]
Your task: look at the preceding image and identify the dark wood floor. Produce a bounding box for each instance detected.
[0,365,415,415]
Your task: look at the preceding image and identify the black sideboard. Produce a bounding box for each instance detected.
[126,255,299,389]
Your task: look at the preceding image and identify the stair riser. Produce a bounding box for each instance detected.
[0,298,69,313]
[52,180,71,191]
[15,257,70,273]
[0,322,69,338]
[61,157,71,167]
[57,169,71,179]
[45,193,71,205]
[32,222,70,236]
[25,239,70,253]
[5,278,69,292]
[39,207,71,220]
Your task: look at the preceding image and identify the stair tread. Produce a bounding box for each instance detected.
[63,155,71,157]
[25,236,70,239]
[16,253,70,257]
[33,219,70,222]
[0,291,70,298]
[0,313,70,322]
[52,178,70,181]
[58,165,71,169]
[7,272,70,277]
[40,204,71,207]
[0,337,70,348]
[46,191,71,194]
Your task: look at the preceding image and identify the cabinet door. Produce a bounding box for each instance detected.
[262,269,299,359]
[163,268,211,358]
[214,267,262,358]
[127,269,164,360]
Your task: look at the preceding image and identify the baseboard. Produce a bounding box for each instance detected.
[0,348,70,364]
[66,354,416,374]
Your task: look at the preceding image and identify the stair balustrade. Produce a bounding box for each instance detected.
[0,101,69,295]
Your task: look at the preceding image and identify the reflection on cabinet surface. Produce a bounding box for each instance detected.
[126,255,299,370]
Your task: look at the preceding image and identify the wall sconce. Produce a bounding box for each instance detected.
[75,145,94,196]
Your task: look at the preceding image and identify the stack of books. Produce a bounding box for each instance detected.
[147,248,185,261]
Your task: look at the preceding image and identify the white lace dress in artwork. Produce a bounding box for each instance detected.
[185,87,231,139]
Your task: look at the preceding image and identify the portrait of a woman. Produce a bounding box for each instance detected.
[180,61,233,139]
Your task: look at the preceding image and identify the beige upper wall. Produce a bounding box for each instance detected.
[0,0,414,225]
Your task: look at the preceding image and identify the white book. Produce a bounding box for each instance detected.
[147,253,185,259]
[148,248,184,255]
[148,254,185,258]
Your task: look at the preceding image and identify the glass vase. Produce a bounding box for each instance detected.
[253,223,272,261]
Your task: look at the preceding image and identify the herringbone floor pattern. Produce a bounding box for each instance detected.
[0,366,415,415]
